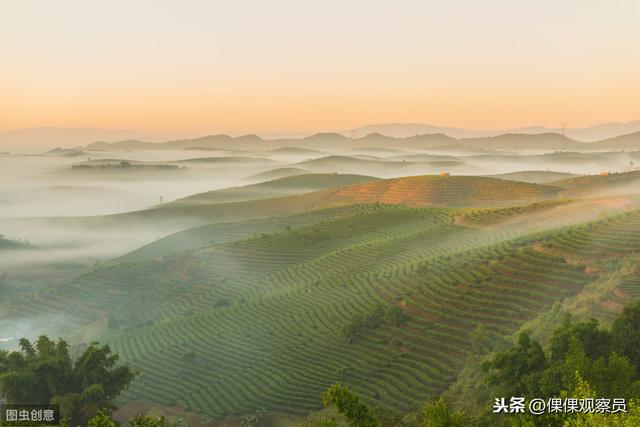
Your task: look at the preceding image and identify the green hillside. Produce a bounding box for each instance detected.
[314,175,560,208]
[174,156,282,167]
[292,155,482,176]
[292,155,406,172]
[115,204,382,263]
[550,170,640,197]
[590,130,640,150]
[0,236,30,250]
[26,175,560,234]
[7,201,640,420]
[169,174,379,206]
[487,170,580,184]
[247,167,309,181]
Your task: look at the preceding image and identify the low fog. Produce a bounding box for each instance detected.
[0,314,75,351]
[1,142,640,348]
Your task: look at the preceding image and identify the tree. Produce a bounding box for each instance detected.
[561,371,640,427]
[481,301,640,425]
[483,333,547,398]
[89,410,117,427]
[612,301,640,371]
[0,336,136,426]
[421,397,466,427]
[129,414,168,426]
[322,384,378,427]
[549,317,611,363]
[384,306,407,327]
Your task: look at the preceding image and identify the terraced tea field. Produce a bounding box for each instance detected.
[3,167,640,423]
[34,175,562,234]
[168,173,378,206]
[7,200,640,419]
[313,175,560,208]
[96,220,600,416]
[552,170,640,197]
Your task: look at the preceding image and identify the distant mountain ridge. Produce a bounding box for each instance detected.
[347,120,640,142]
[3,120,640,149]
[85,130,640,153]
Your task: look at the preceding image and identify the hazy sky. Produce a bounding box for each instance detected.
[2,0,639,136]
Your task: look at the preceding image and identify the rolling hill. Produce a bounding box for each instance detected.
[168,174,380,206]
[291,155,482,177]
[550,170,640,197]
[0,236,31,251]
[311,175,560,208]
[347,120,640,141]
[461,133,586,151]
[268,147,328,157]
[486,171,580,184]
[7,202,640,419]
[247,167,309,181]
[589,130,640,151]
[113,204,384,263]
[23,175,562,234]
[83,129,640,155]
[174,156,282,167]
[0,176,566,265]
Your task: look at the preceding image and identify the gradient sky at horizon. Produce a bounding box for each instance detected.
[2,0,639,137]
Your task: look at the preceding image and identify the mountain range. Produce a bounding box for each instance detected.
[2,121,640,151]
[83,131,640,153]
[347,120,640,141]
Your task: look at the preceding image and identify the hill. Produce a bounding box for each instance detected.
[87,134,266,151]
[347,123,496,139]
[462,133,586,151]
[17,175,563,236]
[550,170,640,197]
[174,156,281,166]
[83,130,639,154]
[73,156,283,169]
[9,203,640,419]
[589,130,640,151]
[386,153,461,162]
[347,120,640,141]
[487,171,580,184]
[169,174,380,206]
[268,147,327,156]
[0,236,31,251]
[114,204,380,263]
[338,147,417,157]
[291,155,482,177]
[312,175,560,208]
[247,167,309,181]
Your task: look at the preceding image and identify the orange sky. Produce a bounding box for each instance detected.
[2,1,639,136]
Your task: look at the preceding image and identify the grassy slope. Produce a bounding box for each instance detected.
[313,175,560,208]
[291,155,483,175]
[487,171,580,184]
[550,170,640,197]
[169,174,379,206]
[114,204,382,263]
[0,237,30,250]
[247,167,309,181]
[6,174,640,420]
[29,175,560,233]
[9,201,640,419]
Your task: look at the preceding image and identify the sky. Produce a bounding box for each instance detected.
[1,0,640,137]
